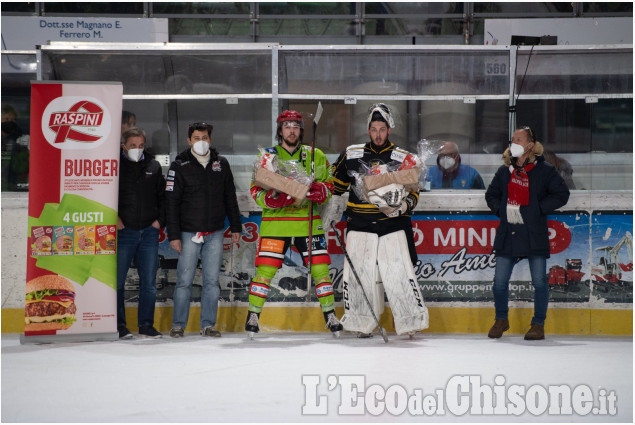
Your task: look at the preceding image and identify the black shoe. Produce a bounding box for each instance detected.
[245,311,260,334]
[118,327,133,340]
[139,326,163,339]
[323,310,343,333]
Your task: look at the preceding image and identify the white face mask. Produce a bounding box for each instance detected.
[192,140,210,156]
[439,156,456,170]
[126,148,143,162]
[510,143,526,158]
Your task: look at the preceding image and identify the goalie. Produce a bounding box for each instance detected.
[324,103,429,337]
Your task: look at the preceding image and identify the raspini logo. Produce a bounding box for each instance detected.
[41,96,112,149]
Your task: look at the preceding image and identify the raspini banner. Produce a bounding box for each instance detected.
[24,81,122,343]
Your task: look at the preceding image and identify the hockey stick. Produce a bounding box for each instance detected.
[306,102,323,301]
[330,221,389,343]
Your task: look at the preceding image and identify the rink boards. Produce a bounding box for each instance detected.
[3,201,632,336]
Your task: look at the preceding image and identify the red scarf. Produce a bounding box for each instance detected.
[506,162,535,224]
[507,162,535,206]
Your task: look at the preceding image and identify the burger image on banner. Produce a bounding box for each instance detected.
[30,226,53,256]
[54,235,73,253]
[32,235,52,255]
[96,225,117,255]
[25,275,77,332]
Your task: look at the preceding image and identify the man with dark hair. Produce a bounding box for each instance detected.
[117,127,165,339]
[165,122,242,338]
[244,110,343,338]
[328,103,429,337]
[121,111,136,134]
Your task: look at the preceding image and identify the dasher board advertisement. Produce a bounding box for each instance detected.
[23,81,122,343]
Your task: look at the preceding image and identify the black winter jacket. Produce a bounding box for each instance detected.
[485,155,570,258]
[165,148,242,240]
[118,150,166,230]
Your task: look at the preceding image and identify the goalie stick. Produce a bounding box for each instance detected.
[331,221,389,343]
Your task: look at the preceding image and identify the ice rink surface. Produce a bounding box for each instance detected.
[2,331,632,423]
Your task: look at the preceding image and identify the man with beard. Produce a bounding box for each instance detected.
[245,110,343,338]
[326,103,429,338]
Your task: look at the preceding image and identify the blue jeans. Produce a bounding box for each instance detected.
[117,226,159,329]
[172,231,223,330]
[492,255,549,326]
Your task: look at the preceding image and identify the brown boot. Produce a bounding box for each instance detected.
[487,319,509,338]
[524,323,545,340]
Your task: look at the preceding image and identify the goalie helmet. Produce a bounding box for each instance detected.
[276,110,304,143]
[367,103,395,129]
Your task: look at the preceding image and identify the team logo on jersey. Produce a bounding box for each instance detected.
[212,161,221,172]
[41,96,111,150]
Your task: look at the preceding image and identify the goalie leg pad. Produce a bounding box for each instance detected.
[377,231,429,335]
[340,231,381,334]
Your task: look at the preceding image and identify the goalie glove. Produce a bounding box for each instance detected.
[263,190,295,209]
[368,183,405,209]
[306,182,330,204]
[378,200,408,217]
[319,194,347,230]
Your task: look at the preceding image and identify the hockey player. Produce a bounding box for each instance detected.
[245,110,343,338]
[326,103,429,337]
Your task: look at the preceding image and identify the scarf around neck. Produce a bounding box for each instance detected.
[506,162,535,224]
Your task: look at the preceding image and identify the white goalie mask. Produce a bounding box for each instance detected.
[367,103,395,129]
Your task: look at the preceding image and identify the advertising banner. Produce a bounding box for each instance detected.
[24,81,122,343]
[125,211,631,308]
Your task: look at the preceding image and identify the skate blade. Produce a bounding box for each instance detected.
[331,331,341,339]
[247,332,256,340]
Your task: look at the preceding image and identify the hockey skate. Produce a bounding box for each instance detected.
[324,310,343,338]
[245,311,260,340]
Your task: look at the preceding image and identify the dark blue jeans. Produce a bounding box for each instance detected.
[117,225,159,329]
[493,255,549,326]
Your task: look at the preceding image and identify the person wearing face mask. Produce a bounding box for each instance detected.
[485,126,570,341]
[165,122,242,338]
[427,141,484,189]
[116,127,166,339]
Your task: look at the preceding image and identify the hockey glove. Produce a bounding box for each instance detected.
[263,190,295,209]
[379,200,409,217]
[306,182,330,204]
[319,194,347,230]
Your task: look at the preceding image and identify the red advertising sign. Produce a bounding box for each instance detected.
[25,82,122,342]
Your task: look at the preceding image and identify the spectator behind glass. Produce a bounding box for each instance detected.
[121,110,136,134]
[543,150,576,190]
[427,141,485,189]
[2,104,29,191]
